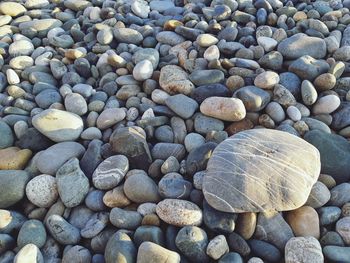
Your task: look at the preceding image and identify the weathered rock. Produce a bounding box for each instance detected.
[203,129,320,212]
[104,231,136,263]
[137,241,180,263]
[285,237,324,263]
[159,65,195,95]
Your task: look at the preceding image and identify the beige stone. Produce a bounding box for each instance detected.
[200,97,246,122]
[254,71,279,89]
[0,147,32,170]
[286,206,320,238]
[285,237,323,263]
[159,65,195,95]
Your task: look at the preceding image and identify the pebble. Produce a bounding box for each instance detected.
[286,106,301,121]
[32,109,84,142]
[26,175,58,208]
[159,65,195,95]
[206,235,229,260]
[0,121,14,149]
[254,71,279,89]
[46,215,81,245]
[0,147,32,170]
[336,217,350,245]
[301,80,318,105]
[285,237,324,263]
[17,219,46,248]
[62,245,91,263]
[133,60,154,81]
[64,93,88,116]
[323,246,350,262]
[200,97,246,121]
[165,94,198,119]
[14,244,44,263]
[137,241,180,263]
[156,199,203,226]
[235,86,271,111]
[105,231,136,263]
[110,207,142,230]
[312,95,340,115]
[286,206,320,238]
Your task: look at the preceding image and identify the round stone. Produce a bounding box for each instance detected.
[92,155,129,190]
[17,219,46,248]
[286,106,301,121]
[64,93,88,116]
[285,237,323,263]
[156,199,203,226]
[301,80,318,105]
[32,109,84,142]
[203,129,321,213]
[254,71,280,89]
[96,108,126,130]
[137,241,180,263]
[312,95,340,115]
[133,60,154,81]
[265,102,285,123]
[313,73,336,91]
[26,174,58,208]
[204,45,220,61]
[0,171,30,208]
[305,181,331,208]
[0,2,27,16]
[197,34,219,47]
[286,206,320,238]
[336,216,350,245]
[14,244,44,263]
[200,97,246,122]
[62,245,91,263]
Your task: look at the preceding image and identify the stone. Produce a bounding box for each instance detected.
[110,208,142,230]
[336,217,350,245]
[104,231,136,263]
[194,113,225,134]
[0,2,27,17]
[277,33,326,59]
[159,65,195,95]
[158,173,192,199]
[80,139,103,179]
[184,133,206,152]
[110,126,152,170]
[113,28,143,44]
[64,93,87,116]
[200,97,246,122]
[14,244,44,263]
[305,181,330,208]
[228,232,251,256]
[285,237,323,263]
[286,106,301,121]
[103,185,131,208]
[124,172,160,203]
[197,34,219,47]
[150,0,175,11]
[97,108,126,130]
[56,158,89,208]
[332,102,350,130]
[203,129,320,213]
[133,60,154,81]
[32,109,84,142]
[204,45,220,61]
[156,199,203,226]
[254,71,279,89]
[0,121,13,149]
[206,235,229,260]
[17,219,46,248]
[137,242,180,263]
[254,211,294,250]
[304,130,350,183]
[62,246,91,263]
[318,206,341,226]
[0,147,32,170]
[203,200,237,233]
[234,86,271,111]
[189,70,224,86]
[46,215,81,245]
[236,212,257,240]
[175,226,209,263]
[151,143,185,161]
[0,234,14,254]
[0,210,26,234]
[313,73,336,91]
[26,174,58,208]
[313,95,340,115]
[186,142,217,176]
[35,89,62,109]
[156,31,185,45]
[248,240,281,263]
[165,94,198,119]
[93,155,129,190]
[219,252,243,263]
[323,246,350,262]
[0,170,30,208]
[190,84,230,104]
[265,102,285,123]
[286,206,320,238]
[36,142,85,175]
[301,80,318,105]
[320,231,344,247]
[278,72,301,98]
[134,226,164,246]
[131,0,150,18]
[133,49,160,70]
[289,55,329,81]
[6,69,20,85]
[273,84,297,107]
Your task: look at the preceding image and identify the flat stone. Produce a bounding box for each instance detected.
[277,33,326,59]
[203,129,320,212]
[255,211,294,250]
[285,237,323,263]
[36,142,85,175]
[46,215,81,245]
[93,155,129,190]
[17,219,46,248]
[0,170,30,208]
[165,94,198,119]
[113,28,143,44]
[289,55,329,81]
[0,147,32,170]
[248,240,281,263]
[56,158,89,208]
[137,242,180,263]
[189,70,224,86]
[200,97,246,122]
[124,172,160,203]
[156,199,203,226]
[304,130,350,183]
[175,226,209,262]
[323,246,350,262]
[32,109,83,142]
[286,206,320,239]
[234,86,271,111]
[97,108,126,130]
[110,208,142,230]
[156,31,185,46]
[159,65,195,95]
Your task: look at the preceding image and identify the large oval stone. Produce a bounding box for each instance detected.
[203,129,320,213]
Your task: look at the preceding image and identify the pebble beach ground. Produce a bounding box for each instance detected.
[1,0,350,262]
